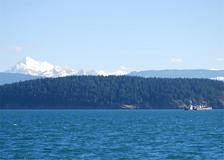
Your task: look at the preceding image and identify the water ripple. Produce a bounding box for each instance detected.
[0,110,223,160]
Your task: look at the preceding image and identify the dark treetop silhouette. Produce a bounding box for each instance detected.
[0,76,223,109]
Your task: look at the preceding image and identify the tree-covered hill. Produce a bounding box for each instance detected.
[0,76,223,109]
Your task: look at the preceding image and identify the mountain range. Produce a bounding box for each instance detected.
[8,57,128,77]
[0,72,38,85]
[0,56,223,85]
[129,70,224,80]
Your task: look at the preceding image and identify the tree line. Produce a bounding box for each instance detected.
[0,76,223,109]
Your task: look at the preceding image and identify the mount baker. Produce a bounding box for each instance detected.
[0,57,223,85]
[8,57,128,77]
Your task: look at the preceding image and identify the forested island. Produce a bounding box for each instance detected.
[0,76,223,109]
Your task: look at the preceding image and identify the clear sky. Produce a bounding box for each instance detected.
[0,0,223,72]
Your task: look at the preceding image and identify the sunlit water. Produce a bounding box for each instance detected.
[0,109,224,160]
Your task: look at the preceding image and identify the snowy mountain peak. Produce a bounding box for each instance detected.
[10,57,76,77]
[97,66,128,76]
[9,57,129,77]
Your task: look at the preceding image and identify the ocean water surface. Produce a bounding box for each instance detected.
[0,109,224,160]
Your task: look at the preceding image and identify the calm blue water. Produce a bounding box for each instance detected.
[0,110,224,160]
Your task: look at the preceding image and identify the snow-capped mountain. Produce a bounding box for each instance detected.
[211,77,224,81]
[97,66,128,76]
[2,57,223,85]
[8,57,129,77]
[9,57,76,77]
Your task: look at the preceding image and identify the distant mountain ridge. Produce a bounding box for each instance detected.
[8,57,128,77]
[129,69,224,80]
[1,57,223,85]
[0,72,39,85]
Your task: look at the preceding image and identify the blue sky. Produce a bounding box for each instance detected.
[0,0,223,71]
